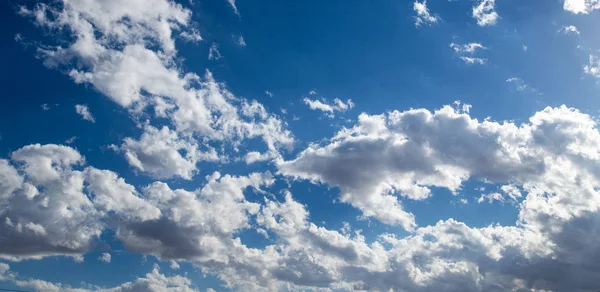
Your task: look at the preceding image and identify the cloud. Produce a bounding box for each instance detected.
[413,0,439,27]
[20,0,294,166]
[564,0,600,14]
[506,77,538,93]
[41,104,49,111]
[208,43,222,60]
[0,144,163,261]
[5,104,600,291]
[460,56,486,65]
[98,253,111,263]
[473,0,499,26]
[584,55,600,79]
[4,263,199,291]
[75,104,96,123]
[279,103,600,233]
[226,0,240,16]
[303,97,354,118]
[118,125,218,180]
[450,42,487,65]
[237,35,246,47]
[560,25,581,35]
[450,43,486,54]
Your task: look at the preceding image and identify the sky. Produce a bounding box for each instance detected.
[2,0,600,291]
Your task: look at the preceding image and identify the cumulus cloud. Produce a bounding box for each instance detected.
[75,104,96,123]
[560,25,581,35]
[20,0,293,165]
[413,0,439,27]
[564,0,600,14]
[279,103,600,233]
[98,253,111,263]
[118,125,218,180]
[303,97,354,118]
[473,0,499,26]
[3,263,199,291]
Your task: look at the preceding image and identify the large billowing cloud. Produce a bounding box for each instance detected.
[278,104,600,231]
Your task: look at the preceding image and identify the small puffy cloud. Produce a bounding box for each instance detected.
[413,0,439,27]
[477,192,504,204]
[75,104,96,123]
[473,0,499,26]
[237,35,246,47]
[208,43,222,60]
[584,55,600,79]
[564,0,600,14]
[180,29,202,42]
[170,260,180,270]
[450,42,487,65]
[98,252,111,263]
[303,97,354,118]
[41,104,49,111]
[560,25,580,35]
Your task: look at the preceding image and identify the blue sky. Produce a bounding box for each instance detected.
[2,0,600,291]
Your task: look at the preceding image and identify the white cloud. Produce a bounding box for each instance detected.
[170,260,180,270]
[279,103,600,233]
[208,43,222,60]
[98,252,111,263]
[413,0,439,27]
[303,97,354,118]
[20,0,294,166]
[460,56,487,64]
[450,42,486,54]
[473,0,499,26]
[477,192,504,204]
[450,42,487,65]
[119,125,218,180]
[506,77,538,93]
[8,264,199,291]
[226,0,240,16]
[560,25,580,35]
[564,0,600,14]
[75,104,96,123]
[41,103,49,111]
[180,29,202,42]
[237,35,246,47]
[584,55,600,79]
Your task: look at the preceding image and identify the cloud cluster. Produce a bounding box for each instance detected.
[413,0,439,27]
[279,103,600,232]
[20,0,293,180]
[3,263,199,291]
